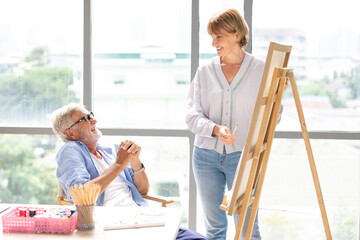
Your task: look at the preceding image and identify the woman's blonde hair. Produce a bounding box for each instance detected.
[207,8,249,49]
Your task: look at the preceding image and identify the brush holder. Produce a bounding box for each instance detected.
[75,205,95,231]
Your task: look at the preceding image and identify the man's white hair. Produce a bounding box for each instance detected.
[51,103,87,142]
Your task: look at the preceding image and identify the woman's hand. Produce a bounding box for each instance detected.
[213,125,236,145]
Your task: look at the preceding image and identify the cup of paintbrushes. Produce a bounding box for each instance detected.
[69,183,101,231]
[75,205,95,231]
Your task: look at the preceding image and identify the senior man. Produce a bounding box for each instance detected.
[51,103,207,240]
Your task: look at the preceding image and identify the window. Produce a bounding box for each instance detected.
[92,0,191,129]
[252,0,360,238]
[0,134,58,204]
[260,139,359,239]
[0,0,83,127]
[252,0,360,131]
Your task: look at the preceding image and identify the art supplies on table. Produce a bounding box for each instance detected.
[103,219,165,231]
[99,207,166,231]
[1,206,77,234]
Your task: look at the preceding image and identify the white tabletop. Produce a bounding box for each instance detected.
[0,204,183,240]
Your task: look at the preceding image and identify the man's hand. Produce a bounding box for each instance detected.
[117,140,148,194]
[116,140,141,166]
[88,140,143,195]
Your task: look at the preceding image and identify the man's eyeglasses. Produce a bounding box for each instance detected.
[67,112,94,129]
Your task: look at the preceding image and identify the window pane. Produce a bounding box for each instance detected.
[253,0,360,131]
[0,1,83,127]
[260,139,359,239]
[0,134,58,204]
[92,0,191,129]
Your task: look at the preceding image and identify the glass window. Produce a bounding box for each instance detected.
[92,0,191,129]
[259,139,359,239]
[252,0,360,131]
[0,0,83,127]
[0,134,58,204]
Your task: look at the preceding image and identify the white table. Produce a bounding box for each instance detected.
[0,204,183,240]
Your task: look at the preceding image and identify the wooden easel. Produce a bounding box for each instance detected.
[220,42,332,239]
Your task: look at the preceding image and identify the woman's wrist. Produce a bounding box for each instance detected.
[212,125,220,137]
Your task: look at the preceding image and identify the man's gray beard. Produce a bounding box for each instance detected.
[82,128,103,145]
[95,128,103,139]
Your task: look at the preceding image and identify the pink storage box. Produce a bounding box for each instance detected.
[1,206,77,234]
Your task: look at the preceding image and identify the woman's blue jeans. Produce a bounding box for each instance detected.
[193,146,261,240]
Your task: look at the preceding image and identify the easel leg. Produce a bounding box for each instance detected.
[289,74,332,240]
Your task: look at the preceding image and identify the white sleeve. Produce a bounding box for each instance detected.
[185,70,216,138]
